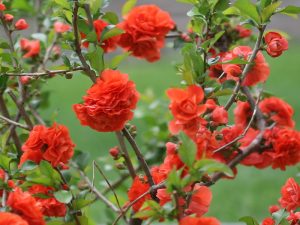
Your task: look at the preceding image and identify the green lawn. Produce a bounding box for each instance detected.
[41,42,300,222]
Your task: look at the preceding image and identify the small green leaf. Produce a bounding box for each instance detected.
[178,132,197,167]
[195,159,233,177]
[272,209,288,225]
[260,0,272,9]
[122,0,137,16]
[261,1,282,22]
[54,190,73,204]
[211,88,233,97]
[102,12,119,25]
[176,0,198,4]
[86,46,104,73]
[101,26,124,41]
[278,6,300,15]
[234,0,261,24]
[239,216,259,225]
[221,57,249,65]
[54,0,71,9]
[110,52,130,69]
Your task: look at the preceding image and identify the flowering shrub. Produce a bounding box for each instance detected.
[0,0,300,225]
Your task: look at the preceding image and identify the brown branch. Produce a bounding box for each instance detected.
[2,67,85,77]
[0,115,30,130]
[72,0,97,83]
[224,25,267,111]
[115,131,136,179]
[28,104,46,125]
[122,128,157,201]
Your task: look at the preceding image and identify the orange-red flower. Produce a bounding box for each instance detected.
[222,46,270,86]
[259,97,295,128]
[81,19,119,53]
[0,3,6,11]
[29,185,67,217]
[4,14,14,22]
[235,25,252,38]
[20,123,75,167]
[167,85,206,135]
[20,38,40,58]
[0,212,29,225]
[73,69,139,132]
[54,21,71,33]
[15,19,29,30]
[7,188,45,225]
[279,178,300,211]
[179,217,220,225]
[118,5,174,62]
[188,185,212,217]
[234,101,252,128]
[211,106,228,126]
[261,217,275,225]
[265,32,288,57]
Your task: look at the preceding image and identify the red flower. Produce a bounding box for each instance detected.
[265,32,288,57]
[179,217,220,225]
[261,218,275,225]
[15,19,29,30]
[0,3,6,11]
[118,5,174,62]
[4,14,14,22]
[279,178,300,211]
[259,97,295,128]
[109,146,119,158]
[7,188,45,225]
[188,185,212,217]
[81,19,119,53]
[269,205,280,214]
[234,101,252,127]
[73,69,139,132]
[235,25,252,38]
[54,21,71,33]
[222,46,270,86]
[128,167,164,212]
[211,106,228,125]
[167,85,206,135]
[20,38,40,58]
[0,212,29,225]
[20,123,75,167]
[287,211,300,225]
[196,127,218,159]
[268,128,300,170]
[29,185,67,217]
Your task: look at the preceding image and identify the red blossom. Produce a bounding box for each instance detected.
[15,19,29,30]
[261,217,275,225]
[0,3,6,11]
[235,25,252,38]
[20,38,40,58]
[188,185,212,217]
[73,69,139,132]
[179,217,221,225]
[4,14,14,22]
[20,123,75,167]
[118,5,174,62]
[54,21,71,33]
[211,106,228,126]
[279,178,300,211]
[265,32,288,57]
[0,212,29,225]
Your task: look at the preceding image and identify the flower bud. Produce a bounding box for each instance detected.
[109,146,119,159]
[4,14,14,22]
[15,19,29,30]
[0,3,6,11]
[20,76,31,85]
[115,163,126,170]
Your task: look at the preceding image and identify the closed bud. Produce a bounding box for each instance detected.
[115,163,126,170]
[15,19,29,30]
[4,14,14,22]
[109,146,119,159]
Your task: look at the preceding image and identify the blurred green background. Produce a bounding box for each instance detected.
[40,41,300,223]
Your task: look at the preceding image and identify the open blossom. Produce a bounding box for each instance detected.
[0,212,29,225]
[188,185,212,217]
[15,19,29,30]
[259,97,295,128]
[211,106,228,125]
[222,46,270,86]
[261,218,275,225]
[20,38,40,58]
[29,185,67,217]
[235,25,252,38]
[0,3,6,11]
[20,123,75,167]
[179,217,220,225]
[279,178,300,211]
[118,5,174,62]
[73,69,139,132]
[265,32,288,57]
[54,21,71,33]
[81,19,119,53]
[7,188,45,225]
[167,85,206,135]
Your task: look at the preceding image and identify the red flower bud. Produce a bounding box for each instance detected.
[269,205,280,214]
[109,146,119,158]
[265,32,288,57]
[15,19,29,30]
[20,76,31,85]
[4,13,14,22]
[0,3,6,11]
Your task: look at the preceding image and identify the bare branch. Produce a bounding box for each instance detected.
[0,115,30,130]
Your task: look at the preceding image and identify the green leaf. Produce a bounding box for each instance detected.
[85,31,98,43]
[221,57,249,65]
[239,216,259,225]
[54,0,71,9]
[102,12,119,25]
[73,150,90,170]
[279,6,300,15]
[211,88,233,97]
[272,209,288,225]
[194,159,233,177]
[178,132,197,167]
[110,52,130,69]
[261,1,282,22]
[223,6,241,16]
[20,161,38,171]
[54,190,73,204]
[86,46,104,73]
[122,0,137,16]
[260,0,272,9]
[0,154,12,171]
[0,75,8,93]
[234,0,261,24]
[12,0,34,12]
[176,0,198,4]
[202,31,225,51]
[101,26,124,41]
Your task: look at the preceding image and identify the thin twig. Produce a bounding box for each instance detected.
[1,172,8,207]
[28,104,46,125]
[41,34,58,69]
[115,131,136,179]
[224,25,267,111]
[0,115,30,130]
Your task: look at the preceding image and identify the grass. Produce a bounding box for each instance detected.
[40,42,300,222]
